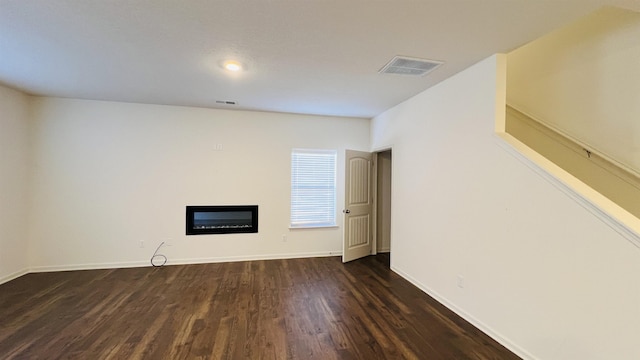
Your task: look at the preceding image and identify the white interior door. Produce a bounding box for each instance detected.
[343,150,373,263]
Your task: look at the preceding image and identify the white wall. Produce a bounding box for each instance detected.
[0,84,31,282]
[371,55,640,360]
[28,97,369,270]
[507,7,640,175]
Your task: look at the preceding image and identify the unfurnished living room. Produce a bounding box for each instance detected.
[2,1,640,359]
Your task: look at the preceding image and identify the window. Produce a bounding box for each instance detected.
[290,149,337,228]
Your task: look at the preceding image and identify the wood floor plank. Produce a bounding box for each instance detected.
[0,254,520,359]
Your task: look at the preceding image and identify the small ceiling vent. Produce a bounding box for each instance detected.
[379,56,443,76]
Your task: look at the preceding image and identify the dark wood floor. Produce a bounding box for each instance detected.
[0,254,519,359]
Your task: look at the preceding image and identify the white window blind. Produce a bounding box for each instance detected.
[290,149,337,228]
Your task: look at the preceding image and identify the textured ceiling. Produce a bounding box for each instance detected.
[1,0,639,118]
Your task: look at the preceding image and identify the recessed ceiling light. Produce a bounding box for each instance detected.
[223,60,243,72]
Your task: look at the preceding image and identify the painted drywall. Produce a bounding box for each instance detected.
[0,84,30,282]
[371,54,640,360]
[507,7,640,175]
[506,106,640,218]
[28,98,369,270]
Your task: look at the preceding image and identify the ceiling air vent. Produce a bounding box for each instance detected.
[379,56,443,76]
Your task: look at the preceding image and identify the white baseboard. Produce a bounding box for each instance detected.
[30,260,149,273]
[0,268,29,285]
[26,251,342,274]
[390,265,537,360]
[169,251,341,266]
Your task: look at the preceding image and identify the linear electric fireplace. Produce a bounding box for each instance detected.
[186,205,258,235]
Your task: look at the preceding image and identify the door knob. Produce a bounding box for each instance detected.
[343,209,351,214]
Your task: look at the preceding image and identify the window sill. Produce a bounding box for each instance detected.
[289,225,339,230]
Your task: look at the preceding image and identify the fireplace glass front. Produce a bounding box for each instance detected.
[186,205,258,235]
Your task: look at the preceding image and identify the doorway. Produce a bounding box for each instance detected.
[375,149,392,267]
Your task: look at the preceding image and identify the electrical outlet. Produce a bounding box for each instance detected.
[140,240,144,248]
[457,275,464,289]
[282,234,287,242]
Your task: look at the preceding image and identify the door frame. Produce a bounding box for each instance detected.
[373,147,392,255]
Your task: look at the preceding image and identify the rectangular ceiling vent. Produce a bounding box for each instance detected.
[379,56,443,76]
[215,100,236,105]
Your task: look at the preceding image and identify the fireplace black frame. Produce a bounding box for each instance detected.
[186,205,258,235]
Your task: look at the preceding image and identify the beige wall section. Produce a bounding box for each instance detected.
[27,97,370,270]
[507,7,640,174]
[506,105,640,218]
[376,150,391,253]
[0,85,31,283]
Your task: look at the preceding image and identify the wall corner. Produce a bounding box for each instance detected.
[494,53,507,133]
